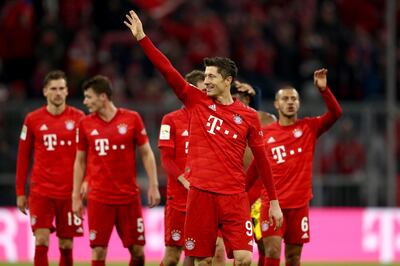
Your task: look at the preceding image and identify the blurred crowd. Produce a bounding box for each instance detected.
[0,0,397,103]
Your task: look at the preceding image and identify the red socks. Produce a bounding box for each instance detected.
[34,245,49,266]
[91,260,105,266]
[59,248,73,266]
[265,257,280,266]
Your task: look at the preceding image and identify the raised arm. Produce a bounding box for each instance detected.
[314,68,343,135]
[138,142,161,208]
[124,10,187,98]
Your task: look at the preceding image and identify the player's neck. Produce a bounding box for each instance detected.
[98,102,117,122]
[214,93,234,105]
[278,115,297,126]
[47,103,66,115]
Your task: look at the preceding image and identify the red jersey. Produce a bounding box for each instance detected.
[158,107,190,211]
[16,106,84,199]
[77,108,148,204]
[139,36,276,197]
[261,88,342,208]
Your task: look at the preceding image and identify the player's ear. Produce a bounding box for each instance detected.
[274,100,279,110]
[225,76,233,87]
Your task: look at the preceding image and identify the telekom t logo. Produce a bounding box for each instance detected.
[271,145,286,164]
[206,115,223,135]
[43,134,57,151]
[95,138,109,156]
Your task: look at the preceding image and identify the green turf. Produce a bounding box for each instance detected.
[2,263,400,266]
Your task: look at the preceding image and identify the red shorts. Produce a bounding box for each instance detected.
[184,188,253,258]
[164,204,186,247]
[260,203,310,244]
[28,194,83,238]
[87,195,145,248]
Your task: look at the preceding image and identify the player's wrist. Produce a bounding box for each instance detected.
[269,199,280,207]
[72,192,81,199]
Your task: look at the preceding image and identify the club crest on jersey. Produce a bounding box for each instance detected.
[117,124,128,135]
[65,120,75,130]
[293,128,303,138]
[185,238,196,250]
[233,114,242,124]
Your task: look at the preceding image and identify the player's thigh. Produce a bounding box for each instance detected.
[28,194,56,233]
[55,198,83,238]
[184,188,219,258]
[164,204,186,247]
[87,199,116,247]
[115,195,145,247]
[284,205,310,245]
[219,192,253,255]
[260,200,286,239]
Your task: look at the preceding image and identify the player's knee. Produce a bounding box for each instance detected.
[263,238,281,258]
[163,254,180,266]
[285,253,301,266]
[35,234,49,246]
[130,245,144,258]
[234,254,252,266]
[195,256,213,266]
[92,246,107,260]
[58,238,73,249]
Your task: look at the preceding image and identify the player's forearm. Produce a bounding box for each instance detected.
[142,151,159,187]
[321,87,343,119]
[138,36,187,96]
[251,146,277,200]
[160,148,183,179]
[72,158,86,198]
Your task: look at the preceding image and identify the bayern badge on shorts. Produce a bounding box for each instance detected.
[65,120,75,131]
[261,221,269,232]
[117,124,128,135]
[171,230,181,241]
[89,230,97,240]
[185,238,196,250]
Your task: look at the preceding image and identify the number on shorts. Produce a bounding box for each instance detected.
[301,217,309,232]
[245,220,253,236]
[67,212,82,226]
[137,218,144,233]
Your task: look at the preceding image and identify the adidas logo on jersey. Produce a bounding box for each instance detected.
[40,124,48,131]
[90,129,99,136]
[208,104,216,111]
[301,232,309,239]
[138,235,144,241]
[267,137,276,143]
[181,130,189,136]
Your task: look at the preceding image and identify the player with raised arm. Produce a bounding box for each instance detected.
[246,69,343,266]
[124,10,282,266]
[159,70,204,266]
[72,75,160,266]
[16,70,84,266]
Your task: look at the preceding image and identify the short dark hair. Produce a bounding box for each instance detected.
[203,57,238,82]
[275,84,298,100]
[185,70,205,86]
[82,75,113,99]
[43,70,66,87]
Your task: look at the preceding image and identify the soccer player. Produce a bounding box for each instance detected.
[246,69,343,266]
[158,70,204,266]
[231,81,276,266]
[124,10,283,266]
[72,75,160,266]
[15,70,84,266]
